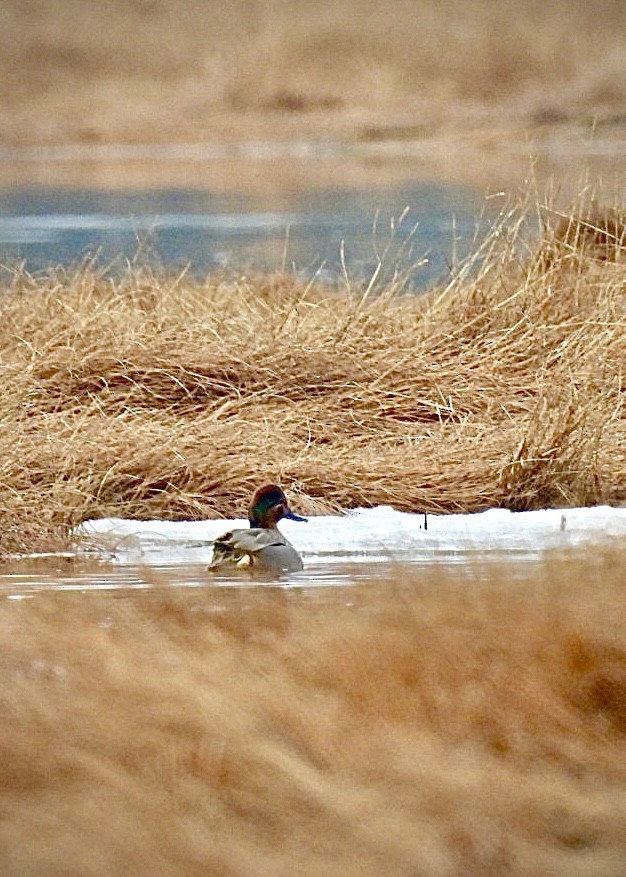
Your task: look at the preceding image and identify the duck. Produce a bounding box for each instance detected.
[208,484,307,573]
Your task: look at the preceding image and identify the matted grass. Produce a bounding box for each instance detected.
[0,190,625,553]
[0,555,625,875]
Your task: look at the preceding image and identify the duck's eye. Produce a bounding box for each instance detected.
[263,489,285,507]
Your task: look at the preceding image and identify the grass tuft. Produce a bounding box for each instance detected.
[1,188,625,552]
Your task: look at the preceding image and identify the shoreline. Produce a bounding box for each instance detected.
[1,119,625,194]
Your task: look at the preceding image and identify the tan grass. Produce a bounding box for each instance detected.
[1,0,625,147]
[0,189,625,552]
[0,556,625,875]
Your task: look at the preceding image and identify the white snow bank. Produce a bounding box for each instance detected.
[78,505,626,566]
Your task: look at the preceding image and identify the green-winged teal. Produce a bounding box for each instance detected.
[209,484,307,573]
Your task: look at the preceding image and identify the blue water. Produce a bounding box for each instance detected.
[0,183,495,287]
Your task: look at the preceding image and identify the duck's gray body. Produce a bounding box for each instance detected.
[208,484,306,574]
[209,527,303,573]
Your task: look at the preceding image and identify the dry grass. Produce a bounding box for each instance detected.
[0,188,625,553]
[1,0,625,146]
[0,555,625,875]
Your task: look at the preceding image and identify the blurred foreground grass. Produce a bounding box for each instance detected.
[0,554,625,875]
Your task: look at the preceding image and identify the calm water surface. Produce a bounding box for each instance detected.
[0,552,554,600]
[1,138,623,286]
[0,182,497,287]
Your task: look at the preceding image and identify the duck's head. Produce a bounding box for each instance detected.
[248,484,308,529]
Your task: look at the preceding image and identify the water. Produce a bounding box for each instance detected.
[2,505,625,596]
[0,556,546,600]
[1,134,624,287]
[0,182,495,287]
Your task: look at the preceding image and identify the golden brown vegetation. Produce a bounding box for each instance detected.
[1,0,625,147]
[1,555,625,876]
[0,191,625,553]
